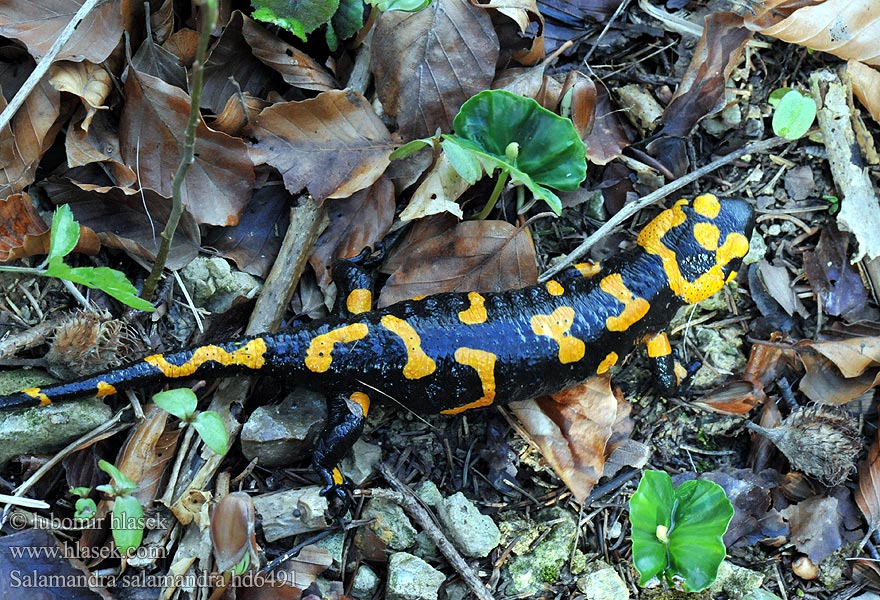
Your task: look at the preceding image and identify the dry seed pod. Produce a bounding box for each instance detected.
[45,311,139,378]
[745,405,861,486]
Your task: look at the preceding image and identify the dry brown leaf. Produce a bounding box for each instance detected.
[0,193,51,261]
[48,60,112,130]
[847,60,880,124]
[510,376,617,502]
[211,492,259,573]
[474,0,545,65]
[0,0,123,63]
[399,152,468,222]
[372,0,499,139]
[247,89,394,202]
[41,180,201,270]
[660,11,752,137]
[66,110,137,187]
[798,346,880,404]
[309,176,395,287]
[857,427,880,535]
[582,85,629,166]
[798,337,880,378]
[691,380,763,415]
[241,15,337,92]
[116,405,180,506]
[202,11,278,114]
[745,0,880,66]
[0,76,62,197]
[119,68,254,226]
[211,93,270,137]
[379,217,537,305]
[163,28,200,66]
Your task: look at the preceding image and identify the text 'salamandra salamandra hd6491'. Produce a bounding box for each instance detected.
[0,195,754,499]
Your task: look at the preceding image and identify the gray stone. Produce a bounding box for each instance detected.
[415,480,443,507]
[252,487,329,541]
[435,492,500,558]
[386,552,445,600]
[240,388,325,467]
[709,560,765,599]
[341,439,382,485]
[180,256,261,313]
[503,508,579,595]
[351,564,381,599]
[361,497,417,551]
[577,561,628,600]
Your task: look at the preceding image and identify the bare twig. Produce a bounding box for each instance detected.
[539,135,792,282]
[142,0,219,300]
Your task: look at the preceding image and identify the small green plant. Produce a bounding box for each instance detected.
[823,194,840,215]
[96,460,144,555]
[70,486,97,520]
[629,470,734,592]
[153,388,229,455]
[770,88,816,140]
[0,205,153,311]
[392,89,587,216]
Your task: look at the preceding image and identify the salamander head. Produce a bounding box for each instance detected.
[637,195,755,304]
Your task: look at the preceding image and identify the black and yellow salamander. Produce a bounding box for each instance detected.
[0,195,753,498]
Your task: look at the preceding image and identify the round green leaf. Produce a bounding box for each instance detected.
[193,410,229,455]
[667,479,734,591]
[153,388,198,420]
[111,495,144,554]
[629,470,675,585]
[772,90,816,140]
[98,459,139,495]
[629,470,733,592]
[452,90,587,193]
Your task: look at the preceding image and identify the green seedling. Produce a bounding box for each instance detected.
[0,205,153,311]
[70,486,97,520]
[770,88,816,140]
[392,89,587,217]
[153,388,229,455]
[629,470,734,592]
[96,460,144,555]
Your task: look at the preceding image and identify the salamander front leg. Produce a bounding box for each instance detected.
[645,332,692,396]
[311,391,371,510]
[330,245,384,318]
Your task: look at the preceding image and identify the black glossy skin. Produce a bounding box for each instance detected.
[0,196,754,496]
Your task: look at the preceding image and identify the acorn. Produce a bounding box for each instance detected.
[745,404,861,486]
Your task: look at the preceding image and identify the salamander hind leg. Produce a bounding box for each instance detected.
[645,332,693,396]
[311,391,371,511]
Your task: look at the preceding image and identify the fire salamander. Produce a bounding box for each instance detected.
[0,195,753,499]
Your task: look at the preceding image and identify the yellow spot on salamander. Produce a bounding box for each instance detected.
[545,280,565,296]
[96,381,117,397]
[146,338,268,378]
[693,193,721,218]
[596,352,618,374]
[574,262,602,277]
[637,201,750,304]
[23,387,51,406]
[411,295,427,301]
[381,315,436,379]
[346,288,372,314]
[693,222,720,251]
[332,467,344,486]
[349,391,370,417]
[646,333,672,358]
[599,273,650,332]
[441,348,497,415]
[458,292,487,325]
[305,324,369,373]
[530,306,585,364]
[726,270,738,282]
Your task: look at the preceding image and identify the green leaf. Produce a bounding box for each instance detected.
[369,0,432,11]
[629,470,734,592]
[193,411,229,455]
[768,87,793,107]
[449,90,586,214]
[74,498,97,520]
[70,486,91,497]
[98,460,139,496]
[772,90,816,140]
[153,388,198,420]
[327,0,365,50]
[111,495,145,554]
[441,138,482,184]
[45,262,154,311]
[390,138,433,161]
[48,205,80,264]
[251,0,339,40]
